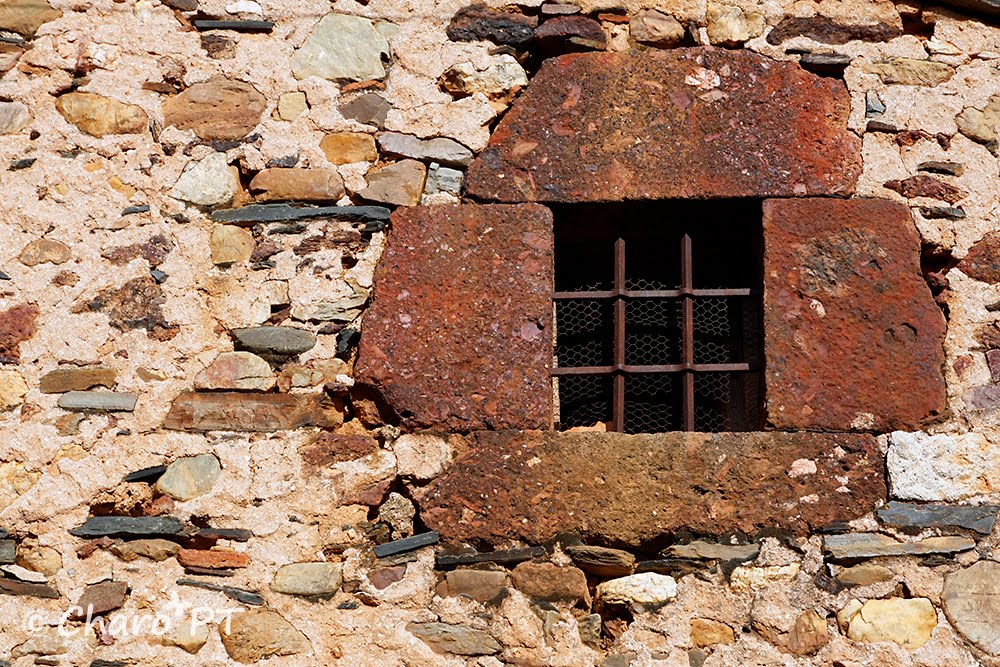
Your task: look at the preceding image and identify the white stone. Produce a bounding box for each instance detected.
[170,153,240,207]
[271,562,343,596]
[155,454,222,501]
[0,101,30,134]
[840,598,937,649]
[1,564,47,583]
[292,13,391,82]
[226,0,262,14]
[439,56,528,98]
[170,618,210,654]
[393,434,452,480]
[887,430,1000,501]
[596,572,677,608]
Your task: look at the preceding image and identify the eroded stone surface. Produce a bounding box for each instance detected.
[163,392,339,432]
[195,352,274,391]
[465,49,860,202]
[943,561,1000,656]
[356,204,553,431]
[39,367,115,393]
[824,533,976,560]
[417,431,885,546]
[763,198,946,432]
[887,431,1000,501]
[959,230,1000,283]
[407,622,501,656]
[0,304,39,364]
[840,598,936,649]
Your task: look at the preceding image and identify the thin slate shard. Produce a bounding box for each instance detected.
[211,203,390,226]
[57,391,137,412]
[436,547,545,568]
[193,19,274,32]
[177,578,265,606]
[70,516,185,539]
[877,501,998,535]
[373,531,440,558]
[123,464,168,483]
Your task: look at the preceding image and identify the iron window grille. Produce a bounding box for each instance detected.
[552,203,765,433]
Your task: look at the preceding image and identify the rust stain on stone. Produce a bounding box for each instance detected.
[415,430,886,547]
[0,304,39,364]
[355,204,554,431]
[465,48,861,203]
[763,198,946,432]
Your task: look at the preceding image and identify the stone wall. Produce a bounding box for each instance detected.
[2,0,1000,666]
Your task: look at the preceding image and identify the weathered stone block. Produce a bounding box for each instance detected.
[416,430,885,546]
[763,198,946,432]
[356,204,553,431]
[465,48,860,202]
[163,392,340,432]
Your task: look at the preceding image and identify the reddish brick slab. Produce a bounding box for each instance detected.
[465,48,860,203]
[415,430,885,547]
[355,204,553,430]
[763,198,946,431]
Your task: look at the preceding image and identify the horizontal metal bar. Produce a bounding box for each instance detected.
[553,288,753,300]
[552,363,752,376]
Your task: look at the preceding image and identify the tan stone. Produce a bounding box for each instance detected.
[864,58,955,85]
[40,367,116,393]
[957,94,1000,154]
[393,434,452,480]
[783,610,829,656]
[210,225,255,265]
[512,562,590,607]
[195,351,275,391]
[249,168,345,203]
[170,618,209,654]
[0,0,61,36]
[730,563,800,592]
[15,540,61,577]
[321,132,378,165]
[219,610,310,662]
[277,91,308,121]
[177,548,248,569]
[0,369,28,411]
[943,561,1000,656]
[837,564,894,586]
[155,454,222,501]
[706,3,764,46]
[110,538,180,562]
[360,159,427,206]
[55,93,147,136]
[691,618,735,647]
[18,238,70,266]
[841,598,936,649]
[162,76,266,140]
[91,482,153,516]
[630,8,686,47]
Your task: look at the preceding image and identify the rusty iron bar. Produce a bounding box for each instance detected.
[681,234,695,431]
[613,237,626,432]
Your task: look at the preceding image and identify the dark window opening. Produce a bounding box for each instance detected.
[552,201,765,434]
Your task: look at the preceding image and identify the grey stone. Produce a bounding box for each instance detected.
[0,578,59,598]
[441,569,508,602]
[360,159,427,206]
[865,90,885,117]
[373,531,439,558]
[407,622,501,656]
[231,326,316,356]
[0,539,14,563]
[211,203,390,226]
[70,516,184,539]
[436,546,544,567]
[877,501,998,535]
[0,101,29,134]
[57,391,137,412]
[664,541,760,562]
[541,3,581,15]
[192,19,273,31]
[426,163,463,196]
[888,431,999,501]
[340,93,391,128]
[799,52,851,76]
[377,133,473,167]
[823,533,976,561]
[2,564,47,583]
[290,294,367,323]
[578,613,602,648]
[170,152,239,207]
[292,13,391,82]
[943,560,1000,656]
[566,545,636,577]
[920,206,966,220]
[270,562,343,597]
[155,454,222,501]
[177,579,264,606]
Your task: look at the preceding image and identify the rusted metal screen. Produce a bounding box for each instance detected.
[553,207,763,433]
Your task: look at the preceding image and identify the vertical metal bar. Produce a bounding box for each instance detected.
[681,234,695,431]
[613,237,626,433]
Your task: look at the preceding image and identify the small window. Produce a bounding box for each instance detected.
[552,201,765,433]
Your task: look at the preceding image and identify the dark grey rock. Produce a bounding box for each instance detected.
[231,326,316,356]
[0,539,15,564]
[340,93,391,128]
[374,531,440,558]
[70,516,184,539]
[920,206,966,220]
[9,157,35,171]
[799,52,852,77]
[0,270,9,280]
[0,579,59,598]
[266,154,299,168]
[865,90,886,117]
[177,578,264,606]
[877,501,998,535]
[163,0,198,9]
[377,133,474,167]
[935,0,1000,17]
[211,203,391,226]
[58,391,137,412]
[918,161,963,176]
[122,205,150,215]
[824,533,977,561]
[197,527,253,542]
[150,269,168,283]
[123,464,167,483]
[436,546,544,568]
[193,20,274,32]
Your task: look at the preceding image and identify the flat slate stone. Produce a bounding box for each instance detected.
[377,133,473,167]
[566,545,635,577]
[0,578,59,598]
[763,198,946,432]
[57,391,137,412]
[407,622,501,656]
[211,203,390,226]
[231,326,316,356]
[877,501,998,535]
[177,579,264,606]
[355,204,553,431]
[823,533,977,561]
[0,539,14,564]
[373,531,440,558]
[436,546,545,568]
[123,464,167,483]
[664,541,760,562]
[197,527,253,542]
[416,431,885,547]
[70,516,184,539]
[193,19,273,31]
[465,48,860,202]
[39,367,116,393]
[163,392,339,432]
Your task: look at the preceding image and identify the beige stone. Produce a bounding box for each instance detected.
[110,538,180,562]
[783,610,829,656]
[170,618,210,654]
[15,540,61,577]
[0,101,30,134]
[249,168,345,203]
[0,0,61,36]
[837,564,894,586]
[155,454,222,501]
[195,351,275,391]
[691,618,734,647]
[840,598,936,649]
[360,159,426,206]
[630,9,686,47]
[730,563,800,592]
[291,13,390,82]
[393,434,452,480]
[943,560,1000,656]
[277,91,308,121]
[321,132,378,165]
[171,153,240,207]
[0,369,28,411]
[864,58,955,86]
[0,462,40,511]
[271,562,343,596]
[210,225,255,265]
[219,610,310,662]
[18,238,70,266]
[55,93,147,136]
[706,4,764,46]
[162,76,265,140]
[957,94,1000,154]
[439,56,528,99]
